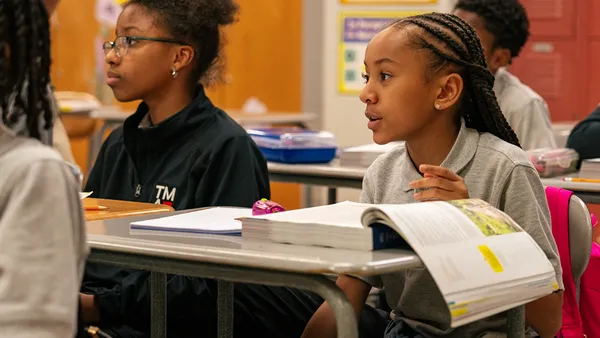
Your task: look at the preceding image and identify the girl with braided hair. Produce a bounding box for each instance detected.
[303,12,562,338]
[0,0,87,337]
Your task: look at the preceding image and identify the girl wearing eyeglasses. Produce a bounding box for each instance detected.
[78,1,376,338]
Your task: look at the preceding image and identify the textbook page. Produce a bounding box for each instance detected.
[367,199,557,297]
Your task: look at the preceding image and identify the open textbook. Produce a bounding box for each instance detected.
[241,199,559,327]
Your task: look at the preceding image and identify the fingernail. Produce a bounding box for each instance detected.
[409,182,415,188]
[413,193,420,199]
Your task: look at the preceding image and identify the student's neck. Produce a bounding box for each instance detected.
[406,119,460,170]
[144,85,194,125]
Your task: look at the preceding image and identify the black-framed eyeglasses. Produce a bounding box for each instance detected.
[103,36,189,58]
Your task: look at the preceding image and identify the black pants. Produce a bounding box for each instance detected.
[81,263,390,338]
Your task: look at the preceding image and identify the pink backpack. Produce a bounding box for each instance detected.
[545,186,600,337]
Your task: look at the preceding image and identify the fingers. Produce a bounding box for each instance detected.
[413,187,457,202]
[419,165,462,181]
[410,176,455,192]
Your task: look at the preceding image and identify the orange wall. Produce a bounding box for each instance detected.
[51,0,302,209]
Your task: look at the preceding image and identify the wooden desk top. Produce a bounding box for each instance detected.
[85,198,174,221]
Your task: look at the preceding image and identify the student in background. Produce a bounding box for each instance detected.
[0,0,87,337]
[79,1,384,337]
[303,12,562,338]
[567,104,600,161]
[453,0,556,150]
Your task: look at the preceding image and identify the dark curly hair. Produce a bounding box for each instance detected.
[454,0,530,60]
[0,0,53,140]
[390,12,521,147]
[124,0,239,86]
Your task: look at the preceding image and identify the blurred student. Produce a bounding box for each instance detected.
[0,0,87,337]
[454,0,557,150]
[567,104,600,161]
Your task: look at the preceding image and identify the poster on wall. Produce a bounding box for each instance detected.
[340,0,437,4]
[338,11,424,94]
[95,0,127,26]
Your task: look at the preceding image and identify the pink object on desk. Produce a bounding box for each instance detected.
[252,198,286,216]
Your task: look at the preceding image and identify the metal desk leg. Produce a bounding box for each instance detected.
[506,306,525,338]
[150,272,167,338]
[217,281,234,338]
[90,251,361,338]
[327,188,337,204]
[304,185,313,208]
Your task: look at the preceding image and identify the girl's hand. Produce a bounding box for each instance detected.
[409,165,469,201]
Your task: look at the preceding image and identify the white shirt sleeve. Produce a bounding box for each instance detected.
[511,99,557,150]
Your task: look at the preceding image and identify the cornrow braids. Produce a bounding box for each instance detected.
[455,0,530,59]
[391,13,521,147]
[0,0,53,140]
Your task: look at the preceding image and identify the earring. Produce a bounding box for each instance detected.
[171,67,178,78]
[434,103,441,110]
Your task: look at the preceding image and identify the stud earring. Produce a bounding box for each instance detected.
[434,103,441,110]
[171,67,178,78]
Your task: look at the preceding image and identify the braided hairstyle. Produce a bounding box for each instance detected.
[455,0,529,60]
[125,0,239,87]
[0,0,53,140]
[389,12,520,147]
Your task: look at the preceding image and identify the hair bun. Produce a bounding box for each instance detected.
[211,0,239,26]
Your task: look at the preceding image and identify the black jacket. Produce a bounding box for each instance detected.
[567,105,600,163]
[82,87,271,337]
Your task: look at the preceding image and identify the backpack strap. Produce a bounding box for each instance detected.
[546,186,585,337]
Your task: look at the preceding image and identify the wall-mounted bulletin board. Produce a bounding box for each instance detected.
[340,0,437,4]
[338,11,425,94]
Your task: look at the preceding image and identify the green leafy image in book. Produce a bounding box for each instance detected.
[447,199,522,237]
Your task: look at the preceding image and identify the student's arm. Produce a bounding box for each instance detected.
[301,276,371,338]
[501,164,563,337]
[0,159,86,338]
[511,99,557,150]
[567,105,600,161]
[83,130,120,196]
[194,135,271,207]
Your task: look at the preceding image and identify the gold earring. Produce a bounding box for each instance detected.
[171,67,178,78]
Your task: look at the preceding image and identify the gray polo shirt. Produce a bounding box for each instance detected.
[0,124,87,337]
[494,68,556,151]
[360,121,562,337]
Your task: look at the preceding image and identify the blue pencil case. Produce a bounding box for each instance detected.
[247,128,338,164]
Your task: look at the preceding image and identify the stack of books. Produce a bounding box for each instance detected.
[338,142,404,167]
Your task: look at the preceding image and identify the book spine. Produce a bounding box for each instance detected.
[371,224,406,250]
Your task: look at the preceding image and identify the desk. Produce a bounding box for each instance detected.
[85,198,174,221]
[86,211,424,338]
[268,161,366,205]
[86,211,527,338]
[541,174,600,204]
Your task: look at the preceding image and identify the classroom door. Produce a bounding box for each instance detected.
[511,0,597,121]
[588,0,600,110]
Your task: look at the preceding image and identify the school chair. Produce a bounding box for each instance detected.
[546,187,594,337]
[567,193,592,296]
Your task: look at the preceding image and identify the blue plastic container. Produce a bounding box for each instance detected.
[247,128,338,164]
